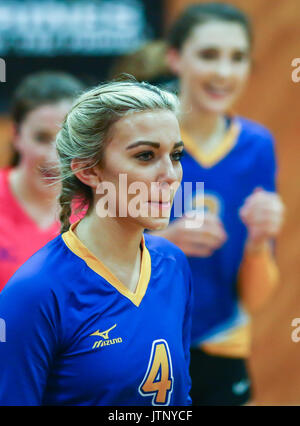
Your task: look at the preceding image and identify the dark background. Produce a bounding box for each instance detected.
[0,0,164,111]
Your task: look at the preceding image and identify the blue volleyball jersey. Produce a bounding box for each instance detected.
[0,224,192,406]
[170,116,277,347]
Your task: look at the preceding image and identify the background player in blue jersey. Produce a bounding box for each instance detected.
[0,78,193,406]
[153,3,285,405]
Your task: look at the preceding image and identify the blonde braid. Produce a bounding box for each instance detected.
[58,183,73,233]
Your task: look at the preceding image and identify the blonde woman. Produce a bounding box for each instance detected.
[0,78,192,406]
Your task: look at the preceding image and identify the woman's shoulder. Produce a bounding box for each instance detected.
[144,233,189,268]
[1,235,72,299]
[236,116,275,143]
[0,235,71,351]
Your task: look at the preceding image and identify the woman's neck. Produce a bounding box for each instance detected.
[11,166,57,200]
[74,211,144,292]
[179,95,227,148]
[9,166,59,228]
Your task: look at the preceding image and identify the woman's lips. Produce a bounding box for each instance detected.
[204,84,233,99]
[38,166,60,179]
[147,201,171,210]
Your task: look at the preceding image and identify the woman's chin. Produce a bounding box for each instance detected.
[36,177,60,195]
[143,217,170,232]
[195,93,235,115]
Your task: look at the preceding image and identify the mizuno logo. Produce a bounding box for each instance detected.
[90,323,117,340]
[89,324,122,350]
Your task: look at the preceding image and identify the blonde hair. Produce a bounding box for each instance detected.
[56,76,179,233]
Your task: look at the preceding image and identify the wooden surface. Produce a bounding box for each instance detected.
[165,0,300,405]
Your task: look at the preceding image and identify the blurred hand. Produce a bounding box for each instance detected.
[157,211,227,257]
[239,187,285,250]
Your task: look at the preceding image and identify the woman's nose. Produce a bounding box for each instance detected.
[157,157,179,185]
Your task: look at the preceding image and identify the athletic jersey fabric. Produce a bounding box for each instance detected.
[0,222,193,406]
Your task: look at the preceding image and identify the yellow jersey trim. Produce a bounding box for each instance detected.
[181,119,241,168]
[200,323,251,358]
[62,221,151,307]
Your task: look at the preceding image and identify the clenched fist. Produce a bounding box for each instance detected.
[239,188,285,251]
[155,211,227,257]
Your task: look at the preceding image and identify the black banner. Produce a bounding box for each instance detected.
[0,0,164,111]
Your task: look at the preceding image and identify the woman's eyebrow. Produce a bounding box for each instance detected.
[126,140,184,150]
[199,45,249,51]
[126,141,160,150]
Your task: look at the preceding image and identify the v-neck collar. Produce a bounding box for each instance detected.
[181,118,241,168]
[62,221,151,307]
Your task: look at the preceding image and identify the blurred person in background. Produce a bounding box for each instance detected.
[0,71,84,290]
[151,2,285,405]
[109,40,174,89]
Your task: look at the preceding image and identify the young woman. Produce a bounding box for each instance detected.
[0,71,84,290]
[0,79,193,406]
[155,2,284,405]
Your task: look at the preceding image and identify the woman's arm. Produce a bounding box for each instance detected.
[238,131,284,314]
[0,278,59,405]
[238,242,279,314]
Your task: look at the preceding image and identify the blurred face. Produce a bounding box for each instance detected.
[15,100,72,191]
[98,109,183,231]
[173,20,251,113]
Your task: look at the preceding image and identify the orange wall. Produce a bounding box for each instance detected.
[165,0,300,405]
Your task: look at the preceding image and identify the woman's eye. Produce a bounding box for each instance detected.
[171,151,184,162]
[199,49,219,60]
[135,151,155,162]
[35,133,53,144]
[232,51,248,62]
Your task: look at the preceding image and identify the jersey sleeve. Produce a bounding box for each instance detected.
[0,276,61,405]
[182,258,193,406]
[255,131,277,192]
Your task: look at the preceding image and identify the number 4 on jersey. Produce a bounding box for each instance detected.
[139,339,173,406]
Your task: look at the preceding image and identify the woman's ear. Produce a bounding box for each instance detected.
[166,47,182,75]
[70,159,102,189]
